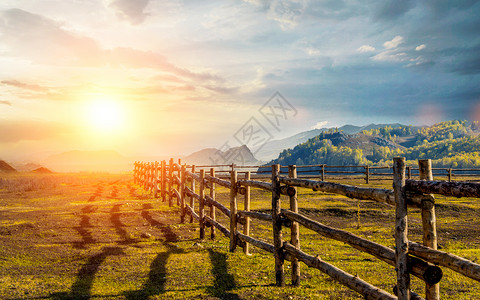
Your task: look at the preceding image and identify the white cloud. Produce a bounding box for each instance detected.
[357,45,375,53]
[306,47,321,56]
[383,35,404,49]
[311,121,329,129]
[416,44,426,51]
[372,51,408,62]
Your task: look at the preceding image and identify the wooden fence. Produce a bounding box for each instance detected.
[133,158,480,300]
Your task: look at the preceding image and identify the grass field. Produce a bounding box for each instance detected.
[0,173,479,299]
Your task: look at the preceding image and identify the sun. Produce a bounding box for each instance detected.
[86,97,125,133]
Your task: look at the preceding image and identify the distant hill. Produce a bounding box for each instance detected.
[253,123,406,161]
[43,150,130,172]
[32,167,53,174]
[0,160,17,172]
[268,120,480,168]
[184,145,258,165]
[13,162,44,172]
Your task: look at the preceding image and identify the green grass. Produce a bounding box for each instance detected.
[0,174,479,299]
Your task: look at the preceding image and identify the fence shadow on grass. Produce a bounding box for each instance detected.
[207,249,242,300]
[110,203,137,245]
[51,246,125,300]
[72,206,97,249]
[124,243,186,300]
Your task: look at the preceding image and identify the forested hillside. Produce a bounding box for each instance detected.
[269,120,480,168]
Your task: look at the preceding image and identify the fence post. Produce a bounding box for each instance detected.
[169,158,174,207]
[190,165,196,223]
[393,157,410,300]
[154,161,159,198]
[161,160,166,203]
[243,171,251,255]
[321,164,325,181]
[199,169,205,239]
[143,162,148,190]
[177,159,182,205]
[419,159,439,300]
[210,168,216,240]
[133,162,137,184]
[180,165,186,223]
[448,168,452,182]
[272,164,285,287]
[365,165,370,184]
[288,165,300,286]
[407,166,411,179]
[229,170,238,252]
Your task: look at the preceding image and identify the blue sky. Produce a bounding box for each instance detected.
[0,0,479,159]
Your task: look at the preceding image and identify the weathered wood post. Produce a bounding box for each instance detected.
[210,168,216,240]
[365,165,370,184]
[243,171,251,255]
[321,164,325,181]
[169,158,174,207]
[419,159,439,300]
[177,159,182,205]
[143,162,148,190]
[272,164,285,286]
[407,166,412,179]
[190,165,196,223]
[154,161,159,198]
[199,169,205,239]
[229,170,238,252]
[288,165,300,286]
[448,168,452,182]
[161,160,166,203]
[180,165,186,223]
[149,162,154,191]
[393,157,410,300]
[133,161,137,184]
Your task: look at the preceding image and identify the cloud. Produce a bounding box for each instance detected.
[372,51,408,62]
[416,44,426,51]
[357,45,375,53]
[311,121,329,129]
[0,100,11,106]
[383,36,404,49]
[0,9,229,90]
[374,0,415,21]
[1,80,48,92]
[108,0,151,24]
[267,0,307,29]
[448,43,480,75]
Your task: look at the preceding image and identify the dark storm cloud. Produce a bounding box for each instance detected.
[374,0,416,21]
[447,44,480,75]
[108,0,151,24]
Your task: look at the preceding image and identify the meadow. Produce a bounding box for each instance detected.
[0,173,479,299]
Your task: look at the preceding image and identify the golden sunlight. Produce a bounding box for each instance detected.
[86,97,125,133]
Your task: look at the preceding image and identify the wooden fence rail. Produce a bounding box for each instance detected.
[133,158,480,300]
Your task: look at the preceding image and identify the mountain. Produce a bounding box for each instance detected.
[0,160,17,172]
[268,120,480,168]
[13,162,44,172]
[43,150,130,172]
[253,123,406,161]
[269,131,403,166]
[184,145,258,165]
[252,129,326,161]
[32,167,53,173]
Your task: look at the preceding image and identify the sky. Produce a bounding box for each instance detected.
[1,0,479,161]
